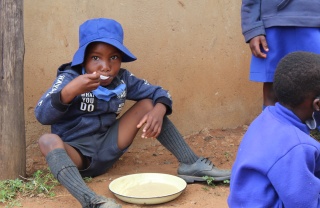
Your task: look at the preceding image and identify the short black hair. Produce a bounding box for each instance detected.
[274,51,320,107]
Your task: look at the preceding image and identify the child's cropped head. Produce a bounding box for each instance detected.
[274,51,320,108]
[71,18,136,67]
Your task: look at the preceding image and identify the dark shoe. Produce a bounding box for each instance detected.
[177,157,231,183]
[86,196,122,208]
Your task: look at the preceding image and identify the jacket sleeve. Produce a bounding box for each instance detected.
[268,144,320,207]
[122,69,173,115]
[241,0,265,43]
[34,72,74,125]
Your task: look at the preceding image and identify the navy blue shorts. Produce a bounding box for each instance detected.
[250,27,320,82]
[66,120,126,177]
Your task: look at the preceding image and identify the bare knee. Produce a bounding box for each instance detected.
[136,99,153,112]
[38,133,64,156]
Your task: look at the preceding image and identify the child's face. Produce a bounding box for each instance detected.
[83,42,122,86]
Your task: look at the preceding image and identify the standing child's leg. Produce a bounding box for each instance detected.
[39,134,121,208]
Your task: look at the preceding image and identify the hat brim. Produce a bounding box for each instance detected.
[71,38,137,66]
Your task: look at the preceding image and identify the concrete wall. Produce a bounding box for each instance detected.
[24,0,261,173]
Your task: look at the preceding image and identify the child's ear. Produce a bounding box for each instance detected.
[313,97,320,111]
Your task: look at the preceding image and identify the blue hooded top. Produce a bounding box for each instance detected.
[34,63,172,143]
[228,103,320,207]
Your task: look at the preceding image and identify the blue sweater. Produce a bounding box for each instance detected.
[228,103,320,207]
[241,0,320,42]
[34,63,172,142]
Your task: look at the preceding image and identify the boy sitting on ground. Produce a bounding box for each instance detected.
[35,18,231,208]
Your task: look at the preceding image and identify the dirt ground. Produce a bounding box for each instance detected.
[13,126,247,208]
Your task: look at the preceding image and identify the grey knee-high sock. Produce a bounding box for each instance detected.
[157,117,199,164]
[46,148,98,207]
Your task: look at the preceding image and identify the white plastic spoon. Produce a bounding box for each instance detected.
[100,75,110,80]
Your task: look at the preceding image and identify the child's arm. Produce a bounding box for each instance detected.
[35,71,100,125]
[122,69,172,113]
[248,35,269,58]
[137,102,167,139]
[268,144,320,207]
[121,69,172,138]
[60,73,100,104]
[241,0,269,58]
[241,0,265,43]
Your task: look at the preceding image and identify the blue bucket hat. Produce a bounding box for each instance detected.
[71,18,137,66]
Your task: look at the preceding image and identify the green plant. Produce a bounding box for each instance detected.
[224,151,231,161]
[83,177,93,183]
[202,176,230,187]
[202,176,216,187]
[0,168,59,208]
[223,179,230,184]
[0,179,23,204]
[310,129,320,141]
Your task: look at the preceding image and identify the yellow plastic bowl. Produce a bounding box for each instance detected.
[109,173,187,205]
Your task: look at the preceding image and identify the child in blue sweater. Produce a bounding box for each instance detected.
[228,51,320,207]
[35,18,230,208]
